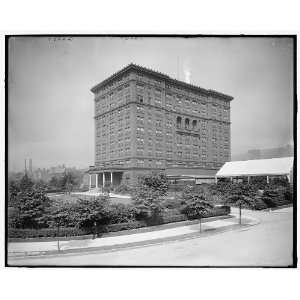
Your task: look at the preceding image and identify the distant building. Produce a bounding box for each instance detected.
[88,64,233,188]
[247,145,294,160]
[232,144,294,162]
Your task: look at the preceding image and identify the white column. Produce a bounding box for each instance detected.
[89,174,92,190]
[230,177,233,183]
[247,176,250,184]
[267,176,269,184]
[95,174,98,189]
[103,173,105,187]
[287,174,290,183]
[111,172,113,186]
[215,177,218,184]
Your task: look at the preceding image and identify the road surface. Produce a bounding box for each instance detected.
[8,207,294,267]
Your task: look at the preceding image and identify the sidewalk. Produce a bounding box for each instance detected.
[8,213,259,257]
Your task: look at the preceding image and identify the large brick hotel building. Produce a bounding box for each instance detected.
[87,64,233,188]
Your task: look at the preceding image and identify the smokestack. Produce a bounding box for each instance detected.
[29,158,32,173]
[25,159,27,174]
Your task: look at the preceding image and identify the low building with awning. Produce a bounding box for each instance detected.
[166,167,217,184]
[215,157,294,184]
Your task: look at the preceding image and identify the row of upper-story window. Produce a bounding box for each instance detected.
[97,122,228,143]
[96,74,229,113]
[96,149,229,163]
[136,105,228,130]
[95,93,229,123]
[97,74,131,95]
[136,92,229,119]
[95,84,131,115]
[135,75,229,106]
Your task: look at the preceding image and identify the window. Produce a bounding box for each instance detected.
[192,120,197,130]
[137,105,144,113]
[156,160,163,167]
[176,116,182,129]
[156,119,163,127]
[185,118,190,130]
[137,94,144,103]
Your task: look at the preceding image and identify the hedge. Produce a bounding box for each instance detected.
[8,206,231,240]
[8,227,90,239]
[8,222,146,240]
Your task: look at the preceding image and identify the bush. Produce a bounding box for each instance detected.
[132,186,164,220]
[114,184,132,195]
[108,203,137,224]
[161,214,188,223]
[106,221,146,232]
[137,172,169,196]
[252,196,269,210]
[8,205,231,240]
[162,197,182,209]
[8,227,90,239]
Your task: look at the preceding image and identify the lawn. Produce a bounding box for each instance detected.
[48,192,133,205]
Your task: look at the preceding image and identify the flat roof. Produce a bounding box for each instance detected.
[216,157,294,177]
[91,63,233,101]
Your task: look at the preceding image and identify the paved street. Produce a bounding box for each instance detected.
[8,207,294,266]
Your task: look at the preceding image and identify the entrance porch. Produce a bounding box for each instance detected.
[88,171,123,191]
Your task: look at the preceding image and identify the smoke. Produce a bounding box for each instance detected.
[184,69,191,83]
[183,62,191,83]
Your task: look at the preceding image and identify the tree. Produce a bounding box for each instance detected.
[49,176,60,189]
[8,179,20,207]
[180,193,213,232]
[46,200,75,250]
[34,179,48,191]
[19,173,34,192]
[225,193,254,225]
[138,173,169,197]
[75,196,111,228]
[133,187,164,222]
[131,173,168,224]
[60,171,77,194]
[16,189,52,229]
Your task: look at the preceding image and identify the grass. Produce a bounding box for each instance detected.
[48,193,133,205]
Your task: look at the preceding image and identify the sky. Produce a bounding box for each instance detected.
[8,37,294,172]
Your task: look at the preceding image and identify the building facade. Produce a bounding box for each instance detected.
[88,64,233,188]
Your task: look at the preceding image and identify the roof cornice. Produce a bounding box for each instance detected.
[91,63,234,101]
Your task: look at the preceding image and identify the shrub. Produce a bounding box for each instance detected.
[11,189,52,229]
[106,221,146,232]
[108,203,137,224]
[162,197,182,209]
[8,227,90,239]
[252,196,268,210]
[180,192,213,220]
[132,185,164,220]
[74,196,112,228]
[161,214,188,223]
[137,172,169,196]
[114,184,132,195]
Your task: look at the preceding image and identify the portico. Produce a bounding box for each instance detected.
[88,171,123,191]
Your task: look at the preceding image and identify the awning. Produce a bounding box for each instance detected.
[216,157,294,178]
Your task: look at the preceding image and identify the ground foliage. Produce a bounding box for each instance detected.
[8,173,293,239]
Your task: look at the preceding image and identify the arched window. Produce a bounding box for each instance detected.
[185,118,190,130]
[176,116,182,129]
[192,120,197,130]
